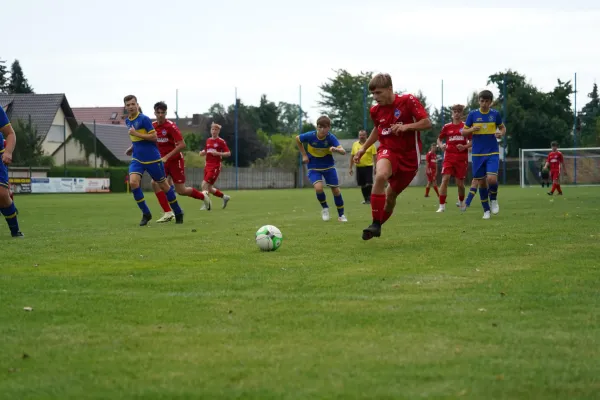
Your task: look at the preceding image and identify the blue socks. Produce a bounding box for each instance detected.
[132,187,151,215]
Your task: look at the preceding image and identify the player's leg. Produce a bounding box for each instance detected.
[0,164,22,237]
[382,169,416,225]
[153,178,173,223]
[128,162,152,226]
[432,170,440,197]
[437,173,451,213]
[456,178,466,211]
[424,177,431,197]
[362,157,393,240]
[486,155,500,214]
[325,169,345,222]
[465,178,478,208]
[152,163,184,223]
[171,159,211,210]
[309,171,329,221]
[204,166,229,208]
[471,156,490,218]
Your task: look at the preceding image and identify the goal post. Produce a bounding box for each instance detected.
[519,147,600,188]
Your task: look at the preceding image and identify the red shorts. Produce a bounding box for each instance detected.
[426,169,437,182]
[551,170,560,181]
[442,159,468,180]
[378,149,417,194]
[164,157,186,184]
[204,164,221,185]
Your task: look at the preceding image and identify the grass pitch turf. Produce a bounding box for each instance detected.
[1,186,600,399]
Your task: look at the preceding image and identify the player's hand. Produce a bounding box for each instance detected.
[495,130,504,138]
[349,169,353,176]
[2,151,12,165]
[125,147,133,156]
[390,123,408,135]
[353,149,365,163]
[440,144,447,151]
[426,168,431,175]
[161,156,168,163]
[199,150,206,156]
[472,126,481,132]
[456,144,465,151]
[329,146,337,153]
[128,127,137,135]
[302,155,309,164]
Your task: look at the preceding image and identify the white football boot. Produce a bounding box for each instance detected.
[222,194,231,209]
[321,208,330,221]
[338,215,348,222]
[156,211,175,223]
[482,211,491,220]
[436,204,446,213]
[491,200,500,215]
[202,191,212,211]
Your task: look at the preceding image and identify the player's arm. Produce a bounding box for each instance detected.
[217,145,231,158]
[0,121,16,165]
[461,113,479,135]
[348,151,355,174]
[162,125,186,162]
[495,112,506,137]
[125,145,133,156]
[360,127,378,153]
[328,135,345,155]
[295,133,310,163]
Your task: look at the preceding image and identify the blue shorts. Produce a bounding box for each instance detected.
[308,168,339,187]
[0,162,8,189]
[472,154,499,179]
[129,160,166,183]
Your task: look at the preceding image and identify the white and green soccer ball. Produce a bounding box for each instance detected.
[255,225,283,251]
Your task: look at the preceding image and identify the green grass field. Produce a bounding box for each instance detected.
[2,186,600,399]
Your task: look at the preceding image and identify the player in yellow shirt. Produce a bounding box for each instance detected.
[349,129,377,204]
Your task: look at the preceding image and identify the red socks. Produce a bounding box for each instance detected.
[371,194,386,223]
[213,189,224,198]
[425,187,430,196]
[459,194,465,202]
[440,195,447,205]
[433,186,440,197]
[155,191,171,212]
[557,184,562,194]
[551,183,556,193]
[191,188,205,200]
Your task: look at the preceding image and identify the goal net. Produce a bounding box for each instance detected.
[519,147,600,188]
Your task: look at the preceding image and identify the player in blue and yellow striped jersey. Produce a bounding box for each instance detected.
[461,90,506,220]
[123,95,184,226]
[0,107,23,237]
[296,116,347,222]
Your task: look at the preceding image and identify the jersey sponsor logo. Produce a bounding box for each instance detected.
[381,128,391,136]
[448,135,463,141]
[489,115,495,121]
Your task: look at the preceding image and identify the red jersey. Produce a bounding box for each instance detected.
[153,119,184,160]
[439,122,468,160]
[426,151,437,169]
[370,94,429,171]
[547,151,564,171]
[205,136,230,166]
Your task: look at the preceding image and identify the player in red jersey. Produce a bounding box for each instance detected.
[198,122,231,209]
[353,73,432,240]
[424,143,439,198]
[436,104,470,212]
[544,141,565,196]
[151,102,211,222]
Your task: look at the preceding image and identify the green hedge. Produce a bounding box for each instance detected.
[48,166,130,193]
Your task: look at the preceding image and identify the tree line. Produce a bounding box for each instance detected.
[2,57,599,168]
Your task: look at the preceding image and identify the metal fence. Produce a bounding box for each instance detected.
[137,159,524,191]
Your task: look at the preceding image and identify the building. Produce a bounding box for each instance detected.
[52,122,131,167]
[0,93,78,156]
[72,106,127,125]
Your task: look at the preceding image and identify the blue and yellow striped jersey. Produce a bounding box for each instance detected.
[465,108,504,156]
[0,107,11,155]
[125,112,161,164]
[298,131,340,170]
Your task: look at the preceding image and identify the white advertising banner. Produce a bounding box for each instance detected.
[31,178,111,193]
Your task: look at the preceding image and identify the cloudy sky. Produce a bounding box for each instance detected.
[3,0,598,123]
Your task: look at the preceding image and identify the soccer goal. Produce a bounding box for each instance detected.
[519,147,600,188]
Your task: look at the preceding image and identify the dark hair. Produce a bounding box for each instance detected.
[154,101,168,112]
[551,141,558,147]
[478,90,493,101]
[123,94,137,104]
[316,115,331,128]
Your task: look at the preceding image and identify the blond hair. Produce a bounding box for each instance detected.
[211,122,222,130]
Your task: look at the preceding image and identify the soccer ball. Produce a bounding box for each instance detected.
[255,225,283,251]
